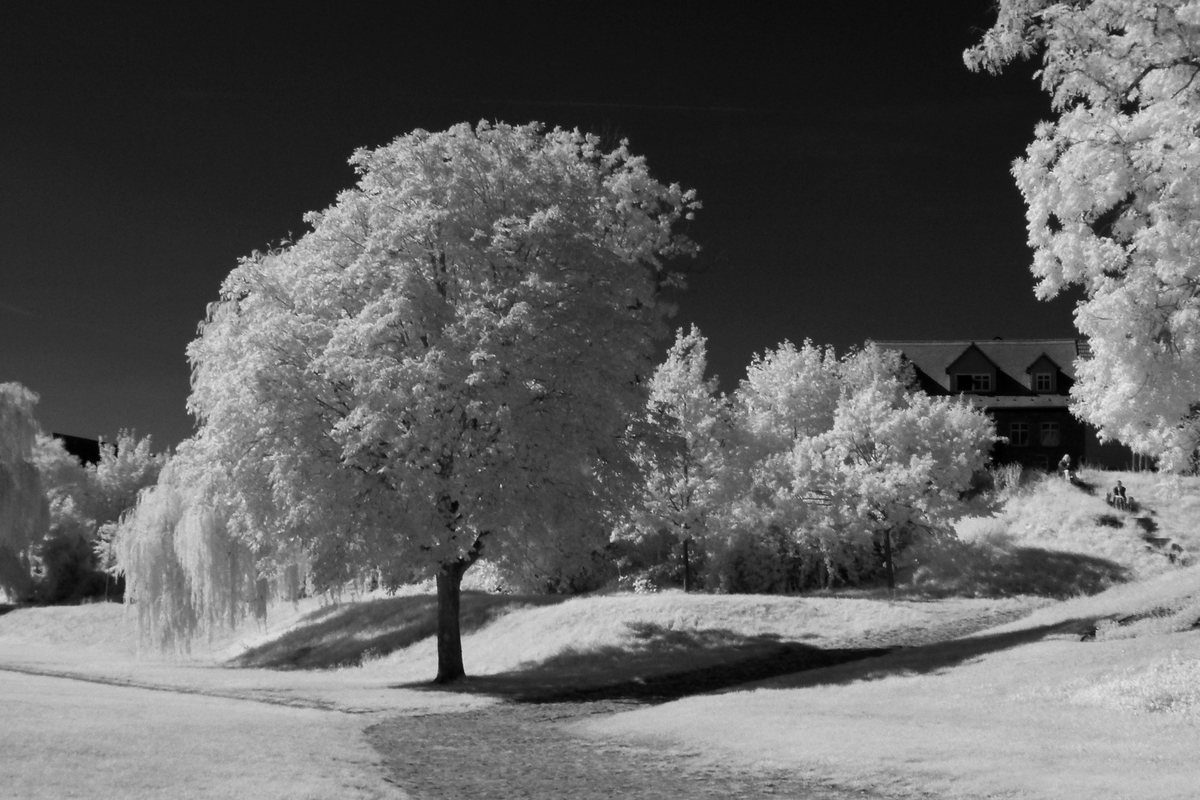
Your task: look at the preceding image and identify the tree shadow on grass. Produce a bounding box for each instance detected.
[755,617,1099,693]
[231,592,570,670]
[390,621,892,703]
[392,614,1103,704]
[910,545,1129,599]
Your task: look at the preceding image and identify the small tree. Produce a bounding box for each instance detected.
[156,122,697,681]
[624,326,728,590]
[114,446,272,651]
[967,0,1200,470]
[711,340,842,589]
[791,346,997,591]
[715,344,994,592]
[0,384,48,599]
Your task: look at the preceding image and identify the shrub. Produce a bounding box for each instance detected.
[987,462,1026,499]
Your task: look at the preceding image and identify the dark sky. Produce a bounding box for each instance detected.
[1,3,1073,449]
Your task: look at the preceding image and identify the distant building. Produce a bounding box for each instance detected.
[51,432,102,466]
[875,339,1137,471]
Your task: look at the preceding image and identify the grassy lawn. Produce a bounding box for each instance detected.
[0,670,405,800]
[2,469,1197,798]
[574,471,1200,800]
[580,616,1200,799]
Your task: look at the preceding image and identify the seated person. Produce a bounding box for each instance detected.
[1112,480,1127,510]
[1058,454,1072,480]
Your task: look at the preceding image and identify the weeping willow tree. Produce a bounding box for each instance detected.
[0,383,49,600]
[113,442,304,651]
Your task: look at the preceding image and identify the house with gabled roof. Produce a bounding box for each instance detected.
[875,338,1136,470]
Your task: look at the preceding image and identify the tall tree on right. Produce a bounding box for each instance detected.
[968,1,1200,470]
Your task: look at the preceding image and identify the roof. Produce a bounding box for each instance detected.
[873,338,1086,396]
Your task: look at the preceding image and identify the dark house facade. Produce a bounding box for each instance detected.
[51,432,102,466]
[875,339,1135,471]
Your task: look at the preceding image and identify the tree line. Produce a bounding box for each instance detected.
[0,383,164,604]
[620,329,994,596]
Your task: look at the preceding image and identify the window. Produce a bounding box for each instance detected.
[1010,422,1030,446]
[1034,372,1053,392]
[1040,422,1061,446]
[955,373,992,392]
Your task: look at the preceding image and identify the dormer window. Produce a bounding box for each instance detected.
[955,373,992,393]
[1034,372,1054,392]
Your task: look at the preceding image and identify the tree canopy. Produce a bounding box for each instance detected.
[621,336,996,594]
[150,121,697,680]
[968,0,1200,470]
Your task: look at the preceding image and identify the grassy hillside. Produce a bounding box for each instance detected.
[903,467,1196,598]
[3,470,1195,681]
[575,471,1200,799]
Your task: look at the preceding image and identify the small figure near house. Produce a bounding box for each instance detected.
[1108,480,1128,511]
[1058,454,1072,481]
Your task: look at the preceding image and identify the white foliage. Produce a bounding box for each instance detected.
[124,122,696,653]
[0,383,47,598]
[114,448,292,649]
[738,340,840,449]
[718,344,994,588]
[968,0,1200,470]
[626,326,728,547]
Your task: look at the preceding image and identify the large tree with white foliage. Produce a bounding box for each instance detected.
[967,0,1200,470]
[172,122,697,681]
[789,347,996,591]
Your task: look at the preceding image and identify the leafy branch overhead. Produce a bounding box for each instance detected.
[968,0,1200,469]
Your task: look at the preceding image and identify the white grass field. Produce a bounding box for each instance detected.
[581,613,1200,799]
[0,670,406,800]
[576,471,1200,800]
[1,469,1198,799]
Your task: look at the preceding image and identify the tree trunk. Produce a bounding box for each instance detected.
[434,560,469,683]
[433,533,487,684]
[882,528,895,594]
[682,537,691,593]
